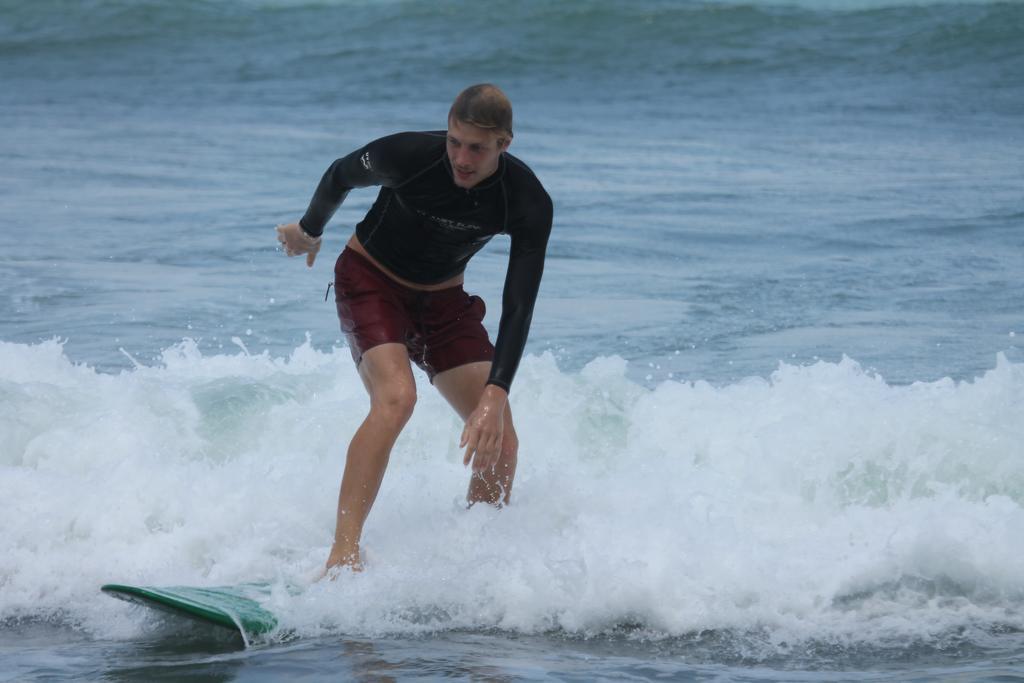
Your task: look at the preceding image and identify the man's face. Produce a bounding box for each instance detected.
[446,118,510,189]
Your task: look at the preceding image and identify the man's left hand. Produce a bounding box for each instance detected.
[461,385,508,473]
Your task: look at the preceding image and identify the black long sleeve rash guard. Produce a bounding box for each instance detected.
[299,130,553,393]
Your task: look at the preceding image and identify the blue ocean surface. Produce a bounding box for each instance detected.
[1,0,1023,680]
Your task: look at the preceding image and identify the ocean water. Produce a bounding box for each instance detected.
[2,0,1023,680]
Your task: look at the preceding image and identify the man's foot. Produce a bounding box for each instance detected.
[321,543,364,580]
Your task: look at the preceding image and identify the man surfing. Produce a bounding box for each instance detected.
[276,84,553,572]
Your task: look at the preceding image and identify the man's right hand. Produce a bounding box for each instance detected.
[276,222,322,267]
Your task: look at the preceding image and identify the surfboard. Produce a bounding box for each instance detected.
[102,583,279,643]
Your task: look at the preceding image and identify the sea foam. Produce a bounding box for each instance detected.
[1,339,1022,647]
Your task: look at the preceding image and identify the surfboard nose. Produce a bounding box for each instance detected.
[102,583,279,645]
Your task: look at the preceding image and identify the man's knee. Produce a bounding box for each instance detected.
[371,382,417,425]
[500,428,519,460]
[502,413,518,449]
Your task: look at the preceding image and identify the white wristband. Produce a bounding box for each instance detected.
[299,224,322,242]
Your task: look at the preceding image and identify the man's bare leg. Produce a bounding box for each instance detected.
[326,343,417,572]
[433,361,518,505]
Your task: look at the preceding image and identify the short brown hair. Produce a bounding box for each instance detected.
[448,83,513,142]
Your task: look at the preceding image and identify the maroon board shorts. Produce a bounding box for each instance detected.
[334,247,495,381]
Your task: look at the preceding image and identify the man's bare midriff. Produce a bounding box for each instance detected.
[346,234,465,291]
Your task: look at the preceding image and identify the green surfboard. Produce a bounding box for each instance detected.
[102,583,280,644]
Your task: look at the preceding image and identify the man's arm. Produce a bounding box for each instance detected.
[299,134,411,237]
[487,191,554,392]
[277,132,423,266]
[460,190,553,472]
